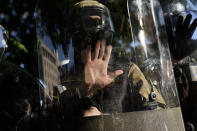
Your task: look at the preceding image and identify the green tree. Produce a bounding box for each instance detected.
[0,0,38,76]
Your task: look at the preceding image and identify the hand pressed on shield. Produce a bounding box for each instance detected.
[166,14,197,61]
[81,40,123,97]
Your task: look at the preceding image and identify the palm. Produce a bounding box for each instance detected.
[84,40,123,96]
[85,58,111,86]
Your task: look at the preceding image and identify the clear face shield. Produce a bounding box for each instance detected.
[72,1,114,51]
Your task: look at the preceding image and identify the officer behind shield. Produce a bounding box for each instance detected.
[60,0,166,119]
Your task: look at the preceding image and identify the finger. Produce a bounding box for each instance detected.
[104,45,112,63]
[165,17,176,55]
[94,40,101,60]
[86,45,91,62]
[175,15,183,30]
[188,18,197,38]
[99,40,106,59]
[83,107,101,117]
[183,14,192,30]
[91,52,95,60]
[109,70,123,79]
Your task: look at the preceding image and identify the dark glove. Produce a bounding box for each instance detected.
[166,14,197,61]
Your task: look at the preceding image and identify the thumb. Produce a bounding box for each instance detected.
[108,70,123,79]
[83,107,101,117]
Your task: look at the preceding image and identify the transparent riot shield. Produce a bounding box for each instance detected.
[160,0,197,129]
[0,24,46,130]
[36,0,184,130]
[160,0,197,62]
[160,0,197,85]
[127,0,180,108]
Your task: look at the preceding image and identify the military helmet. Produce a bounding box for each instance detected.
[72,0,114,50]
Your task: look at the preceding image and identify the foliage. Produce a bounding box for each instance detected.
[37,0,132,53]
[0,0,38,76]
[0,0,134,76]
[9,37,28,53]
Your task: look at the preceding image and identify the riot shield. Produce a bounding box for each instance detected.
[36,0,184,130]
[0,25,46,130]
[160,0,197,129]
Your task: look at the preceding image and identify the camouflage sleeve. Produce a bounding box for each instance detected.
[128,62,166,109]
[59,86,97,117]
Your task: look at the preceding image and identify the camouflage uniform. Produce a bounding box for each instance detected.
[60,61,166,115]
[92,62,166,113]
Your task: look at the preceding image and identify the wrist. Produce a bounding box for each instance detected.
[79,82,94,98]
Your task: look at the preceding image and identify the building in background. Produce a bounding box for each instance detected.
[38,41,60,98]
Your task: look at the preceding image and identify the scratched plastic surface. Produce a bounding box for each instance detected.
[0,0,184,130]
[160,0,197,63]
[36,0,180,114]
